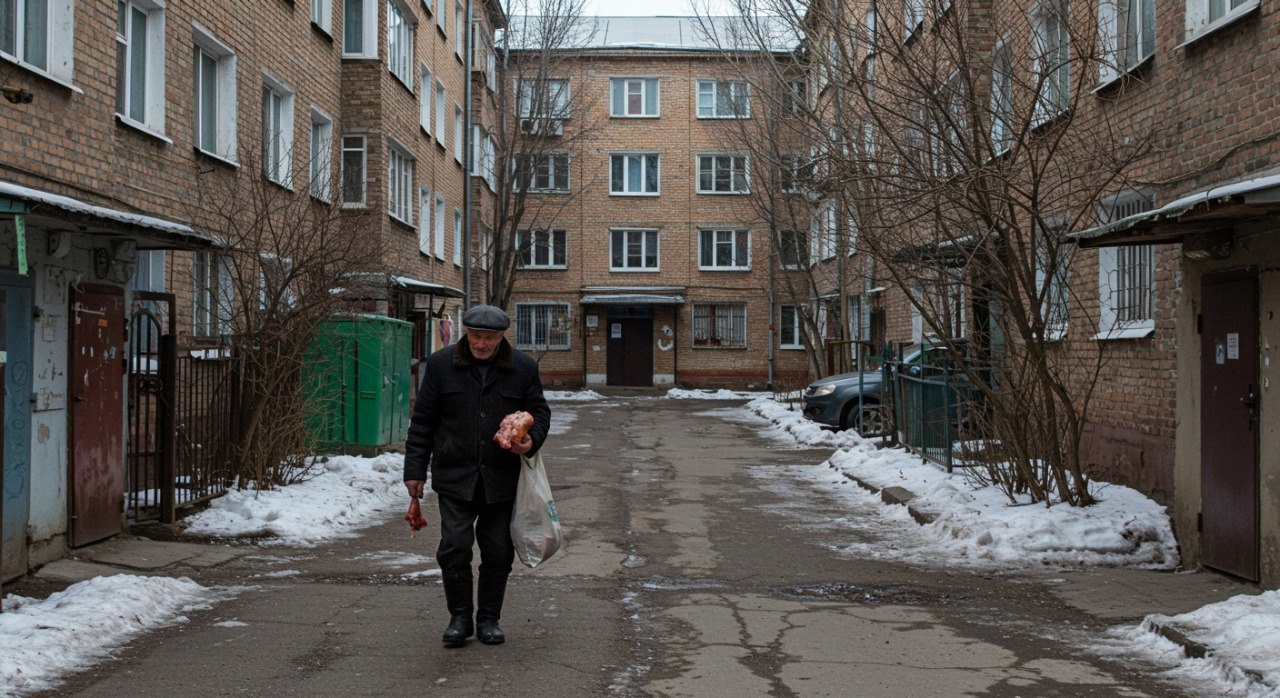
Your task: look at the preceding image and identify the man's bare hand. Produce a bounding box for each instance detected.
[405,480,426,498]
[509,434,533,456]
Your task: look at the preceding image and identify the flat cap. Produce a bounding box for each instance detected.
[462,304,510,331]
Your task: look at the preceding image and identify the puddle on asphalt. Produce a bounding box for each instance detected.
[639,577,728,591]
[773,582,961,605]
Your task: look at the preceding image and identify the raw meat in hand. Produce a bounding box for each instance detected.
[494,411,534,450]
[405,497,427,537]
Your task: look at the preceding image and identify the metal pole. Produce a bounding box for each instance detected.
[159,334,177,523]
[462,0,476,309]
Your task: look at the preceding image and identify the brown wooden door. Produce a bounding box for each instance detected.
[69,286,127,547]
[606,318,653,387]
[1200,269,1259,581]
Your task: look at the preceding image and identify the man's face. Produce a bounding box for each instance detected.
[467,328,503,361]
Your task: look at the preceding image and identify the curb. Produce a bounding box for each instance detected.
[1149,620,1267,685]
[836,468,937,525]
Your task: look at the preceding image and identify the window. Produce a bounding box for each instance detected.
[311,0,332,33]
[343,0,377,57]
[487,51,497,91]
[1099,0,1154,83]
[696,80,749,118]
[453,104,463,163]
[1186,0,1257,42]
[419,64,432,133]
[517,77,570,120]
[610,153,659,195]
[453,208,463,266]
[815,204,838,260]
[387,0,413,88]
[692,304,747,348]
[783,79,807,116]
[610,78,659,117]
[418,188,432,255]
[610,229,659,270]
[517,229,567,269]
[778,229,808,268]
[262,78,295,187]
[192,251,233,337]
[435,0,445,30]
[990,40,1013,155]
[387,141,415,223]
[1033,0,1070,124]
[697,154,749,194]
[779,304,803,348]
[904,0,925,38]
[0,0,72,80]
[865,8,878,54]
[193,27,238,162]
[341,134,367,206]
[434,194,446,259]
[1034,224,1072,340]
[454,2,463,58]
[258,254,296,314]
[779,155,814,193]
[115,1,165,133]
[516,303,570,350]
[131,250,166,293]
[1097,191,1155,338]
[434,80,446,145]
[518,154,570,192]
[309,108,333,200]
[699,229,750,270]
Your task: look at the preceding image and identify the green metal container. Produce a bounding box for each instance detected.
[304,314,413,450]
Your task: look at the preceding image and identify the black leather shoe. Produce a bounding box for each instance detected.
[476,618,505,645]
[442,615,474,648]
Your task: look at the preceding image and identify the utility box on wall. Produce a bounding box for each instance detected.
[304,315,413,451]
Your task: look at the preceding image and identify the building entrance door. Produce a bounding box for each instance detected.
[1200,268,1259,581]
[606,317,653,387]
[0,275,32,581]
[69,285,126,547]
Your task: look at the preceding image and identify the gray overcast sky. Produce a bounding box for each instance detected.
[582,0,731,15]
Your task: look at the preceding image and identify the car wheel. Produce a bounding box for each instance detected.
[842,402,884,436]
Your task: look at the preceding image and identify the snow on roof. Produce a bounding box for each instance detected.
[1072,171,1280,242]
[505,15,799,53]
[0,180,215,247]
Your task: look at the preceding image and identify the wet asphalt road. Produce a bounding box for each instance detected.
[40,396,1191,697]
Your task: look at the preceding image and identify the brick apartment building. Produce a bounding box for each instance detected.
[800,0,1280,584]
[506,16,813,390]
[0,0,499,580]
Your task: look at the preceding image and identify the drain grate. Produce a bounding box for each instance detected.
[773,582,959,605]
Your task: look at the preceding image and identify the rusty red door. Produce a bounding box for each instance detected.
[69,286,127,547]
[1200,269,1259,581]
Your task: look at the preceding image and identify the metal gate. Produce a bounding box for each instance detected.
[126,292,177,523]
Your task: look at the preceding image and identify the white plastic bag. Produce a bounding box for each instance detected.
[511,453,562,568]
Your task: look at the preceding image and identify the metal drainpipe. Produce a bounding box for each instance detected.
[462,0,475,308]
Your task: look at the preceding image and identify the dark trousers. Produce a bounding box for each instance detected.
[436,481,515,622]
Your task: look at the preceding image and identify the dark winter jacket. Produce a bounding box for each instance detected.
[403,336,551,503]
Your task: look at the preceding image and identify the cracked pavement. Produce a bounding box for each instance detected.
[38,397,1200,697]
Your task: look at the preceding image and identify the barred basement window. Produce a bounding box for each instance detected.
[692,303,747,348]
[516,303,570,350]
[1096,190,1156,337]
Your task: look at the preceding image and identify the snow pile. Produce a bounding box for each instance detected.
[708,396,864,449]
[0,575,228,696]
[183,453,406,546]
[665,388,768,400]
[545,390,605,401]
[1098,590,1280,697]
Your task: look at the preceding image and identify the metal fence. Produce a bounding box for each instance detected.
[172,345,237,512]
[882,344,980,472]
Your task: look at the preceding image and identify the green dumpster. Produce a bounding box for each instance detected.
[304,314,413,450]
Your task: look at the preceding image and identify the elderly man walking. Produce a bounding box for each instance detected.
[404,305,551,647]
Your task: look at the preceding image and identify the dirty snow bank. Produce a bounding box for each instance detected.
[1096,590,1280,697]
[545,390,605,401]
[708,396,864,449]
[183,453,406,546]
[0,575,230,696]
[733,396,1178,570]
[665,388,770,400]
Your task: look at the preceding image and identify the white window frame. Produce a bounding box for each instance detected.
[434,193,446,259]
[696,79,750,119]
[1099,0,1155,85]
[519,153,571,193]
[340,133,367,207]
[779,304,804,349]
[387,0,414,88]
[309,106,333,201]
[418,187,432,255]
[610,77,659,117]
[1095,191,1156,339]
[193,25,238,164]
[387,139,415,224]
[778,229,808,269]
[262,74,296,188]
[1034,235,1072,341]
[698,228,750,271]
[192,250,233,337]
[342,0,378,58]
[453,208,463,266]
[815,204,838,260]
[1184,0,1258,45]
[610,153,660,196]
[311,0,333,34]
[905,0,925,39]
[784,79,807,116]
[989,39,1013,155]
[517,77,570,120]
[610,228,660,271]
[779,155,813,193]
[115,0,166,136]
[515,303,571,351]
[0,0,74,84]
[454,1,464,59]
[435,0,445,29]
[1032,0,1071,125]
[419,63,432,134]
[696,154,750,194]
[434,80,447,145]
[692,303,748,349]
[453,104,463,163]
[517,229,567,269]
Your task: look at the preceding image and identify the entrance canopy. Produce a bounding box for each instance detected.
[580,293,684,306]
[344,272,465,298]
